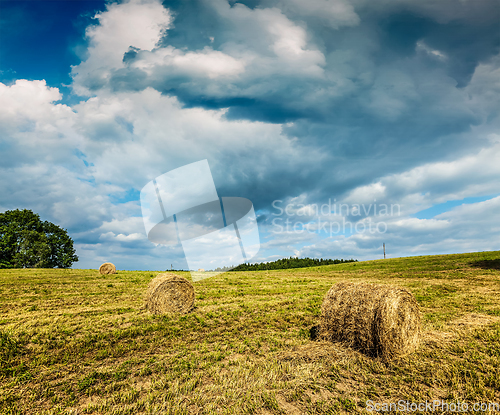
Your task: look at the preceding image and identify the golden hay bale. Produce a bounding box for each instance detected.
[99,262,116,275]
[319,282,421,361]
[145,273,194,314]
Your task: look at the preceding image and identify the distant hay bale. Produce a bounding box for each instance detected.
[145,273,194,314]
[99,262,116,275]
[319,282,421,361]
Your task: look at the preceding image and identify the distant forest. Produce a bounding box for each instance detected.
[211,257,357,272]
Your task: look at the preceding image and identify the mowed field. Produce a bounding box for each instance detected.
[1,251,500,414]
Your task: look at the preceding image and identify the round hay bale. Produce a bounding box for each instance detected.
[145,273,194,314]
[319,282,421,361]
[99,262,116,275]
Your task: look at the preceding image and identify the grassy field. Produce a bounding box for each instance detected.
[1,251,500,414]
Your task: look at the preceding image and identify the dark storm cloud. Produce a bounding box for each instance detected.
[66,0,500,224]
[111,0,500,103]
[99,0,499,171]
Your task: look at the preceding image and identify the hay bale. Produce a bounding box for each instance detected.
[145,273,194,314]
[319,282,421,360]
[99,262,116,275]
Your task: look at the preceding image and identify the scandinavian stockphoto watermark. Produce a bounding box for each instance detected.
[271,199,401,237]
[140,160,260,281]
[366,400,500,412]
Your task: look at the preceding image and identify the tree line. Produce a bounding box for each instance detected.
[210,257,357,272]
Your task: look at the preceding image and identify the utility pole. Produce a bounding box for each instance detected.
[383,243,386,259]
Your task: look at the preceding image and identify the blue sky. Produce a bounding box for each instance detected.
[0,1,106,94]
[0,0,499,270]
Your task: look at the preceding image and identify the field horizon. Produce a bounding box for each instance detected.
[1,250,499,414]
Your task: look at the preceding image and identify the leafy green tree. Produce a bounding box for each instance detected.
[12,230,51,268]
[0,209,78,269]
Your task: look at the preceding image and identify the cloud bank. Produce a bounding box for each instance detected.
[0,0,499,269]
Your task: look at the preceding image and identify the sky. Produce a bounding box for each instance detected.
[0,0,499,271]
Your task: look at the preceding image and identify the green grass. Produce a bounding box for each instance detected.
[0,251,499,414]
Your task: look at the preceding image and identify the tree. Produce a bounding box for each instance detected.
[0,209,78,269]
